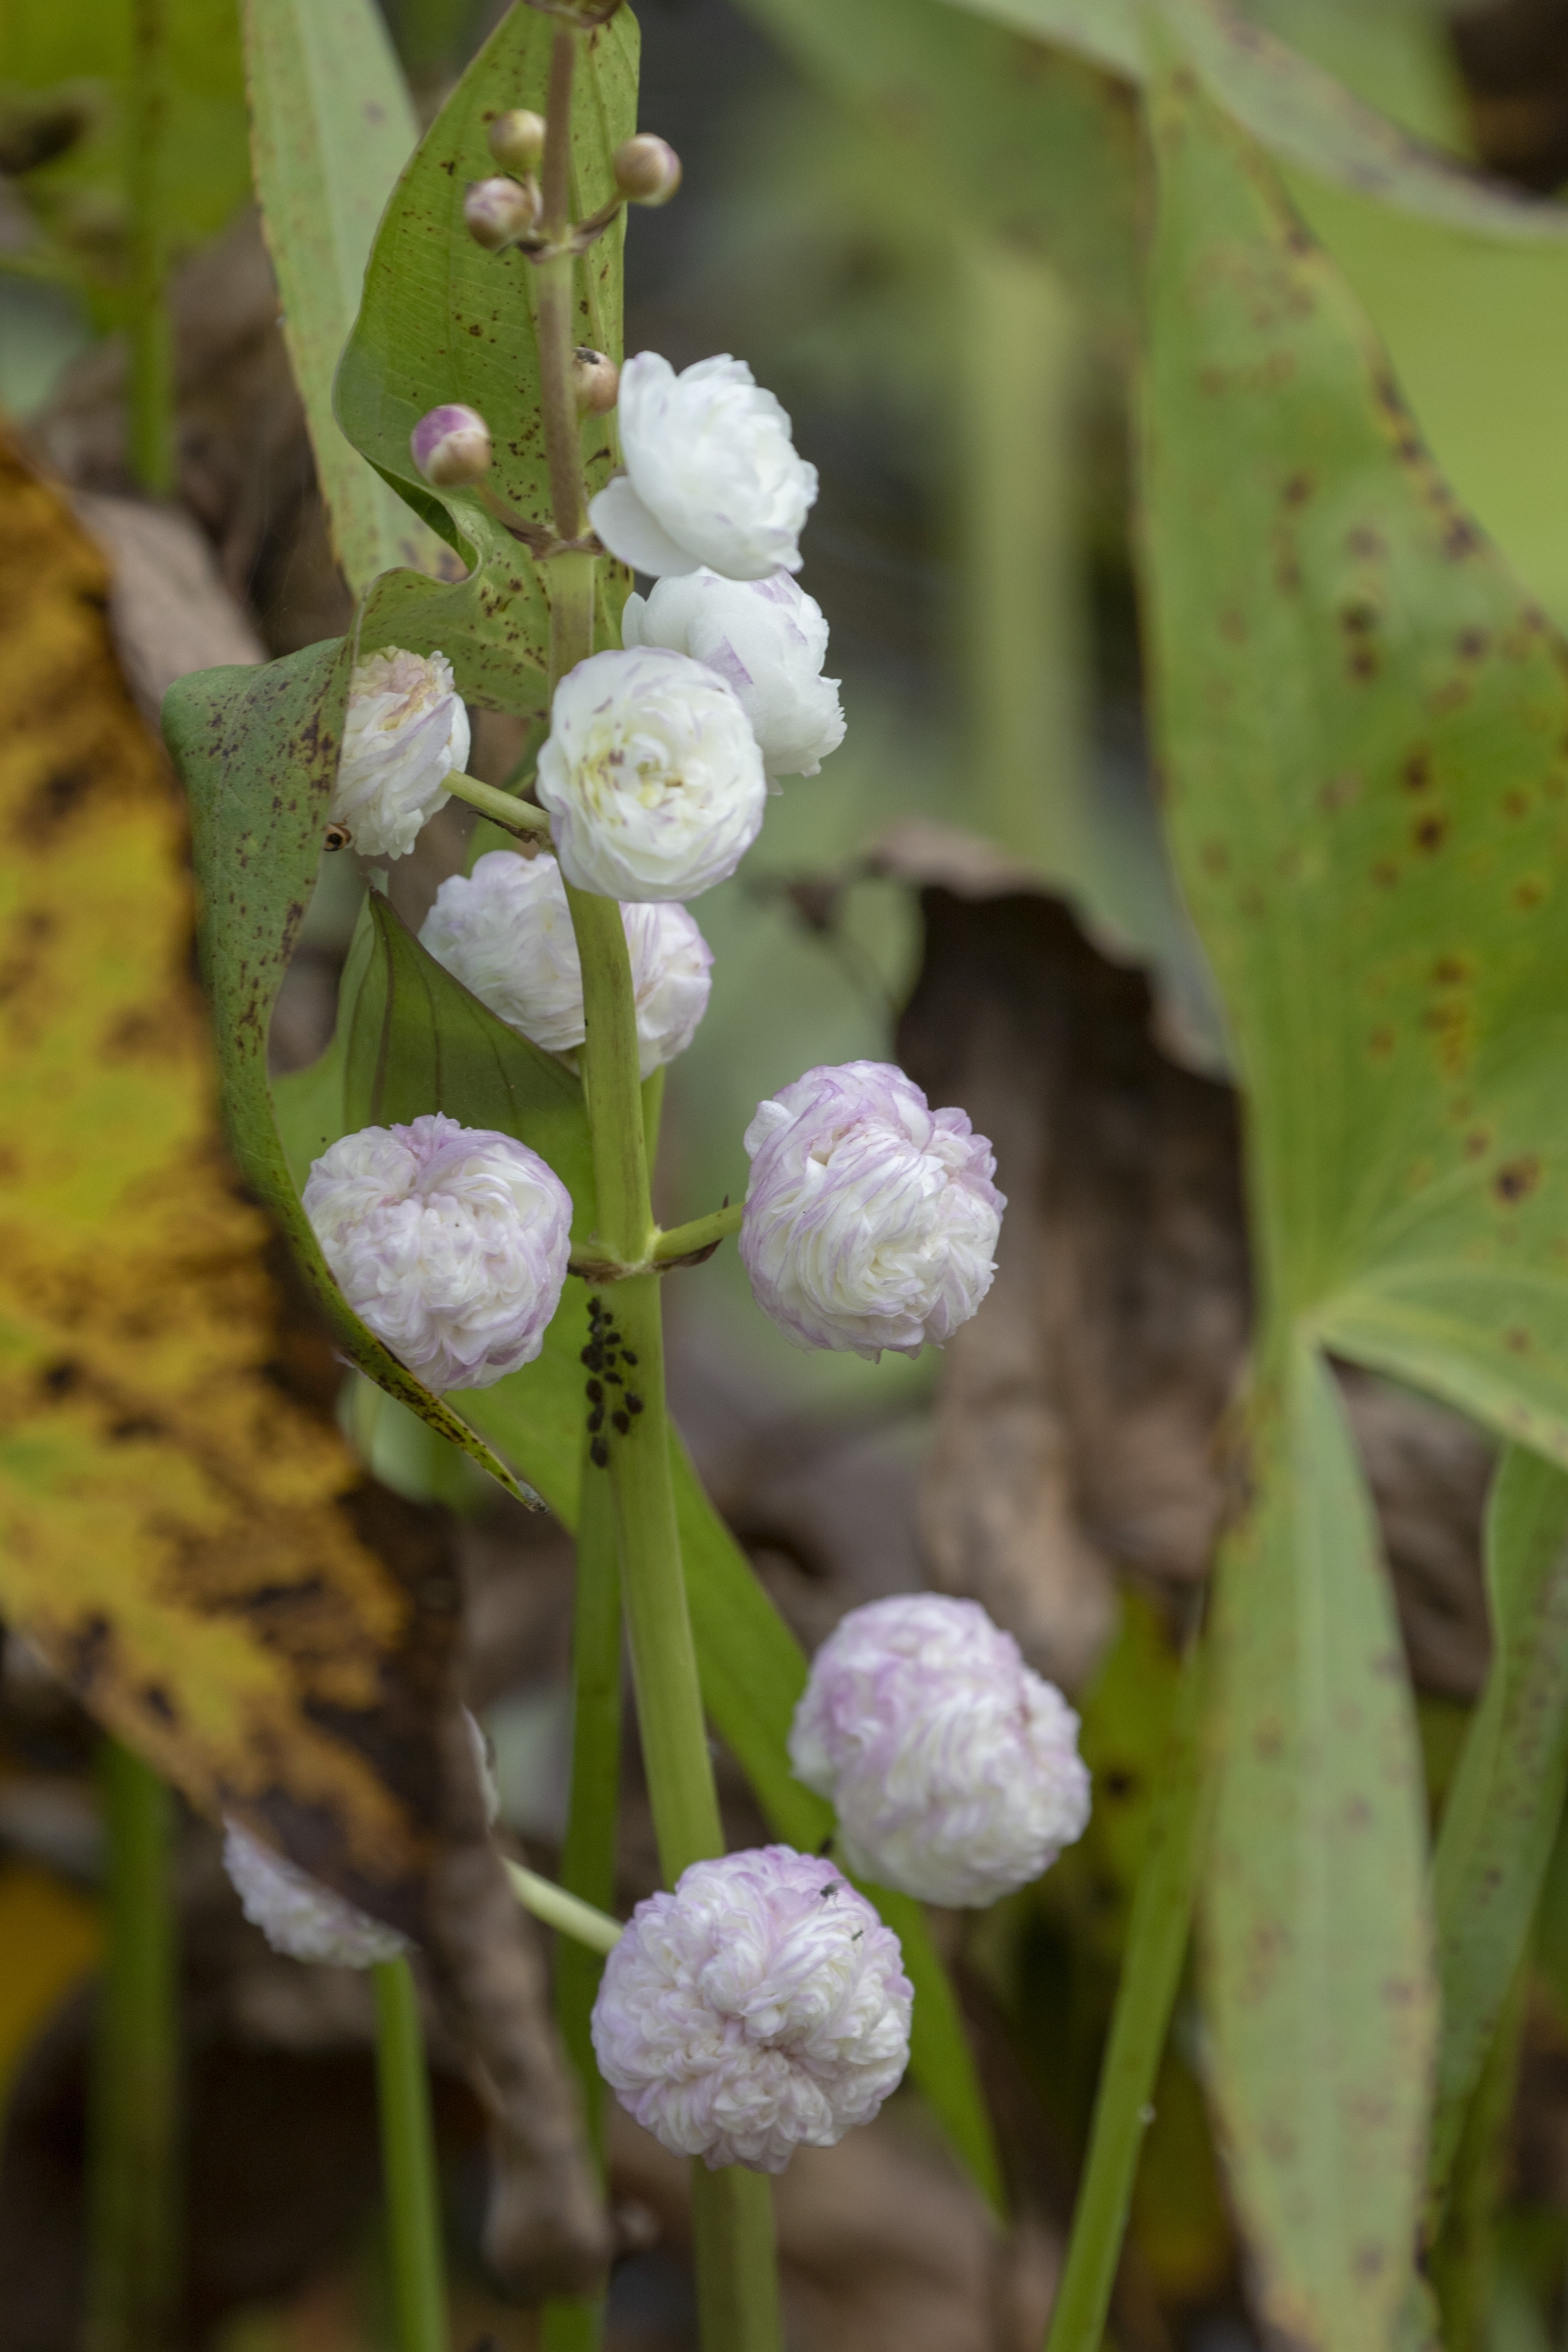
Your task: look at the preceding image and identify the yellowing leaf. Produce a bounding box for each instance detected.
[0,436,452,1920]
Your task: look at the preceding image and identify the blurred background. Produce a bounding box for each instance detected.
[3,0,1568,2344]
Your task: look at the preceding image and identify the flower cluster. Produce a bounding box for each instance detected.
[591,1846,911,2172]
[303,1113,572,1393]
[350,339,839,896]
[789,1595,1092,1908]
[420,849,712,1077]
[740,1062,1005,1359]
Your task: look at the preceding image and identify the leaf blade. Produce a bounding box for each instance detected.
[244,0,449,593]
[1204,1346,1436,2352]
[1428,1444,1568,2208]
[162,647,539,1504]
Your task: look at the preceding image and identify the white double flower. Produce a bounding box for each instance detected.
[420,849,712,1076]
[590,352,817,581]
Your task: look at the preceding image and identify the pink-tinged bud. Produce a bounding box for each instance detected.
[410,402,493,489]
[789,1596,1092,1908]
[303,1113,573,1392]
[463,173,541,250]
[739,1062,1005,1358]
[487,107,546,175]
[591,1847,911,2172]
[612,134,682,207]
[573,346,620,416]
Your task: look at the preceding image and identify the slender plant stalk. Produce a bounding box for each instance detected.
[537,28,588,543]
[87,1741,181,2352]
[127,0,174,496]
[506,1859,622,1956]
[542,1419,626,2352]
[371,1957,448,2352]
[691,2165,785,2352]
[652,1201,744,1263]
[1043,1638,1210,2352]
[444,771,551,835]
[533,37,781,2350]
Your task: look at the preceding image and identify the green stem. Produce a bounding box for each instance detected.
[536,29,587,545]
[87,1740,181,2352]
[1043,1640,1210,2352]
[533,52,779,2346]
[506,1860,622,1956]
[541,1425,626,2352]
[444,770,551,836]
[652,1202,744,1264]
[371,1957,448,2352]
[605,1274,725,1874]
[127,0,174,496]
[691,2166,784,2352]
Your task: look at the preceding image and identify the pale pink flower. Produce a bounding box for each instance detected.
[591,1846,911,2172]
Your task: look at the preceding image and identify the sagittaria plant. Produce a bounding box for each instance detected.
[155,2,1568,2349]
[163,3,1096,2347]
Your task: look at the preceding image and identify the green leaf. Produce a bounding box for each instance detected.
[936,0,1568,244]
[1203,1344,1434,2352]
[333,0,638,714]
[161,646,539,1507]
[1429,1445,1568,2209]
[244,0,450,594]
[346,889,597,1240]
[1142,64,1568,1461]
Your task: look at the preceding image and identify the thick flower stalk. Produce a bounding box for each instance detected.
[536,646,767,900]
[589,353,818,581]
[303,1113,572,1392]
[331,647,469,859]
[789,1595,1092,1907]
[622,569,844,780]
[419,849,712,1077]
[591,1847,911,2172]
[224,1821,409,1967]
[739,1061,1005,1358]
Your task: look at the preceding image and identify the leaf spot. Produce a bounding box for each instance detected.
[1494,1156,1540,1204]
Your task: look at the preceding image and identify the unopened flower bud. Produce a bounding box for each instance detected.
[303,1113,573,1392]
[623,569,844,779]
[420,850,712,1077]
[224,1819,409,1968]
[536,646,767,902]
[589,352,817,581]
[410,401,493,489]
[613,133,683,206]
[463,173,541,250]
[789,1596,1092,1908]
[573,346,620,416]
[740,1062,1004,1358]
[487,107,546,175]
[591,1846,911,2172]
[333,647,469,861]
